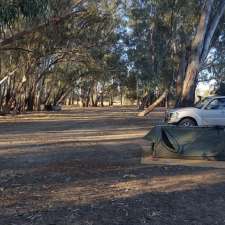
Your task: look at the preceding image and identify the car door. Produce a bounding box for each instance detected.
[201,98,225,126]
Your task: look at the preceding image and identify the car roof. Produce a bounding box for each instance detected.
[211,96,225,99]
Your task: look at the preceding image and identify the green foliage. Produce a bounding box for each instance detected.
[216,82,225,96]
[124,73,137,100]
[0,0,130,110]
[122,0,203,97]
[1,0,225,111]
[0,0,49,25]
[19,0,49,18]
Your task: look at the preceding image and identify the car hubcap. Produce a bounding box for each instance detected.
[183,121,191,127]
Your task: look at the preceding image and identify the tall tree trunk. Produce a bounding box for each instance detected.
[120,92,123,106]
[179,0,225,106]
[175,50,188,107]
[180,0,213,106]
[100,92,104,107]
[139,92,151,110]
[91,85,98,107]
[137,89,168,117]
[85,87,91,107]
[55,88,72,105]
[109,93,114,106]
[26,89,35,111]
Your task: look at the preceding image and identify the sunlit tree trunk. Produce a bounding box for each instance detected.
[137,89,168,117]
[109,94,113,106]
[180,0,225,106]
[91,85,98,107]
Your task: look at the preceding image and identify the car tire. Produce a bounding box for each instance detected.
[178,118,197,127]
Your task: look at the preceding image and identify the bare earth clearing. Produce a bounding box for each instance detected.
[0,107,225,225]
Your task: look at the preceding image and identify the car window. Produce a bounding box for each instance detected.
[219,98,225,109]
[205,98,225,110]
[194,97,211,109]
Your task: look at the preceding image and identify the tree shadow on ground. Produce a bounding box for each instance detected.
[1,142,224,225]
[0,107,224,225]
[0,115,154,135]
[1,180,225,225]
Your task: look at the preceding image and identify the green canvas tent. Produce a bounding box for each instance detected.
[144,126,225,160]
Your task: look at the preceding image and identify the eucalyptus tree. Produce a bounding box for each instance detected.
[126,0,184,115]
[129,0,225,116]
[0,0,127,112]
[179,0,225,106]
[0,0,121,112]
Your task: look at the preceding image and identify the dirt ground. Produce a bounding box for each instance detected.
[1,106,225,225]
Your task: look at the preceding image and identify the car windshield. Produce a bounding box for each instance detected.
[194,97,211,109]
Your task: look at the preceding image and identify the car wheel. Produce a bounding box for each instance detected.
[178,118,197,127]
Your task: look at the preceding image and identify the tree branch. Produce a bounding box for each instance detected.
[0,47,33,53]
[0,0,85,48]
[201,1,225,62]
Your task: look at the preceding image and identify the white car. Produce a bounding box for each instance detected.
[166,96,225,126]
